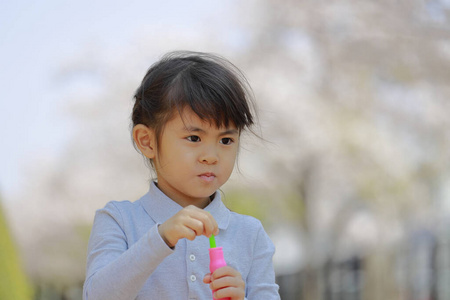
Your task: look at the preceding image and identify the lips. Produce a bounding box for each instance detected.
[199,172,216,182]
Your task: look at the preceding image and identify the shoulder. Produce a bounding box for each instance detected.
[97,200,134,216]
[102,200,137,212]
[229,211,264,230]
[95,199,144,225]
[227,212,273,245]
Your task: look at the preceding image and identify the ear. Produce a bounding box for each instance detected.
[133,124,156,159]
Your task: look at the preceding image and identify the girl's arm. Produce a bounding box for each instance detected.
[83,202,173,300]
[245,224,281,300]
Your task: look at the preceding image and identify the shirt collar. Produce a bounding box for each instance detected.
[140,181,230,230]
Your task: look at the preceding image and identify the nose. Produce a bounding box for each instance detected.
[199,145,218,165]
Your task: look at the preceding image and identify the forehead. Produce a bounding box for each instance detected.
[171,107,237,131]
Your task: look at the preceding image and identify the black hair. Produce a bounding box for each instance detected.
[132,51,256,151]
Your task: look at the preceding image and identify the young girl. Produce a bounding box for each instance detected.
[83,51,280,300]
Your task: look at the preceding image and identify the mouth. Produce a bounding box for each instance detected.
[199,172,216,182]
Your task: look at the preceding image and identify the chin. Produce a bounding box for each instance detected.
[192,188,218,199]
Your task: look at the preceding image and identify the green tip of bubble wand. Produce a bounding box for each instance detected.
[208,234,230,300]
[209,234,217,248]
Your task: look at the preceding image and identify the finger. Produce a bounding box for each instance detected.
[204,211,219,236]
[183,227,198,241]
[203,273,212,284]
[185,206,218,237]
[183,206,210,235]
[189,208,217,237]
[197,213,217,238]
[166,222,197,242]
[210,267,244,291]
[210,274,243,291]
[213,286,245,300]
[183,217,205,237]
[212,266,241,280]
[196,213,213,237]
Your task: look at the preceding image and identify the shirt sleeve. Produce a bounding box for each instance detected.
[83,202,174,300]
[245,224,281,300]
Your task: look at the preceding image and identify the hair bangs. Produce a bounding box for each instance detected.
[166,61,254,131]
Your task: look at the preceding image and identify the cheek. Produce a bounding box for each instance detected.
[160,141,192,164]
[222,151,238,172]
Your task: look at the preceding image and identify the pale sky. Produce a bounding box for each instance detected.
[0,0,240,199]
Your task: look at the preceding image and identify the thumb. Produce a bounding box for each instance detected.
[203,273,212,284]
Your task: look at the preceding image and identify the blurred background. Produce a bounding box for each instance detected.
[1,0,450,299]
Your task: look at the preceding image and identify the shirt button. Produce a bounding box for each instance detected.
[190,254,196,261]
[190,275,197,282]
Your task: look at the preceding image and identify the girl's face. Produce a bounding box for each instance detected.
[153,108,239,208]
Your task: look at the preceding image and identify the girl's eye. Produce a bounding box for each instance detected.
[220,138,234,145]
[187,135,201,142]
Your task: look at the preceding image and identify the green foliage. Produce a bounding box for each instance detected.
[222,189,269,223]
[223,188,306,228]
[0,202,33,300]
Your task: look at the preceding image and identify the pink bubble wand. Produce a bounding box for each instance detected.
[209,234,230,300]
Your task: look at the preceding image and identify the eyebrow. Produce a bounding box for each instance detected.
[183,126,239,136]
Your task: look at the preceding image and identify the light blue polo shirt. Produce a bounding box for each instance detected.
[83,181,280,300]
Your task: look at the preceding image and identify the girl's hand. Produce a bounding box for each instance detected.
[158,205,219,248]
[203,266,245,300]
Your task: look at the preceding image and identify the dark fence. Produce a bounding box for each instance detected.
[276,229,450,300]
